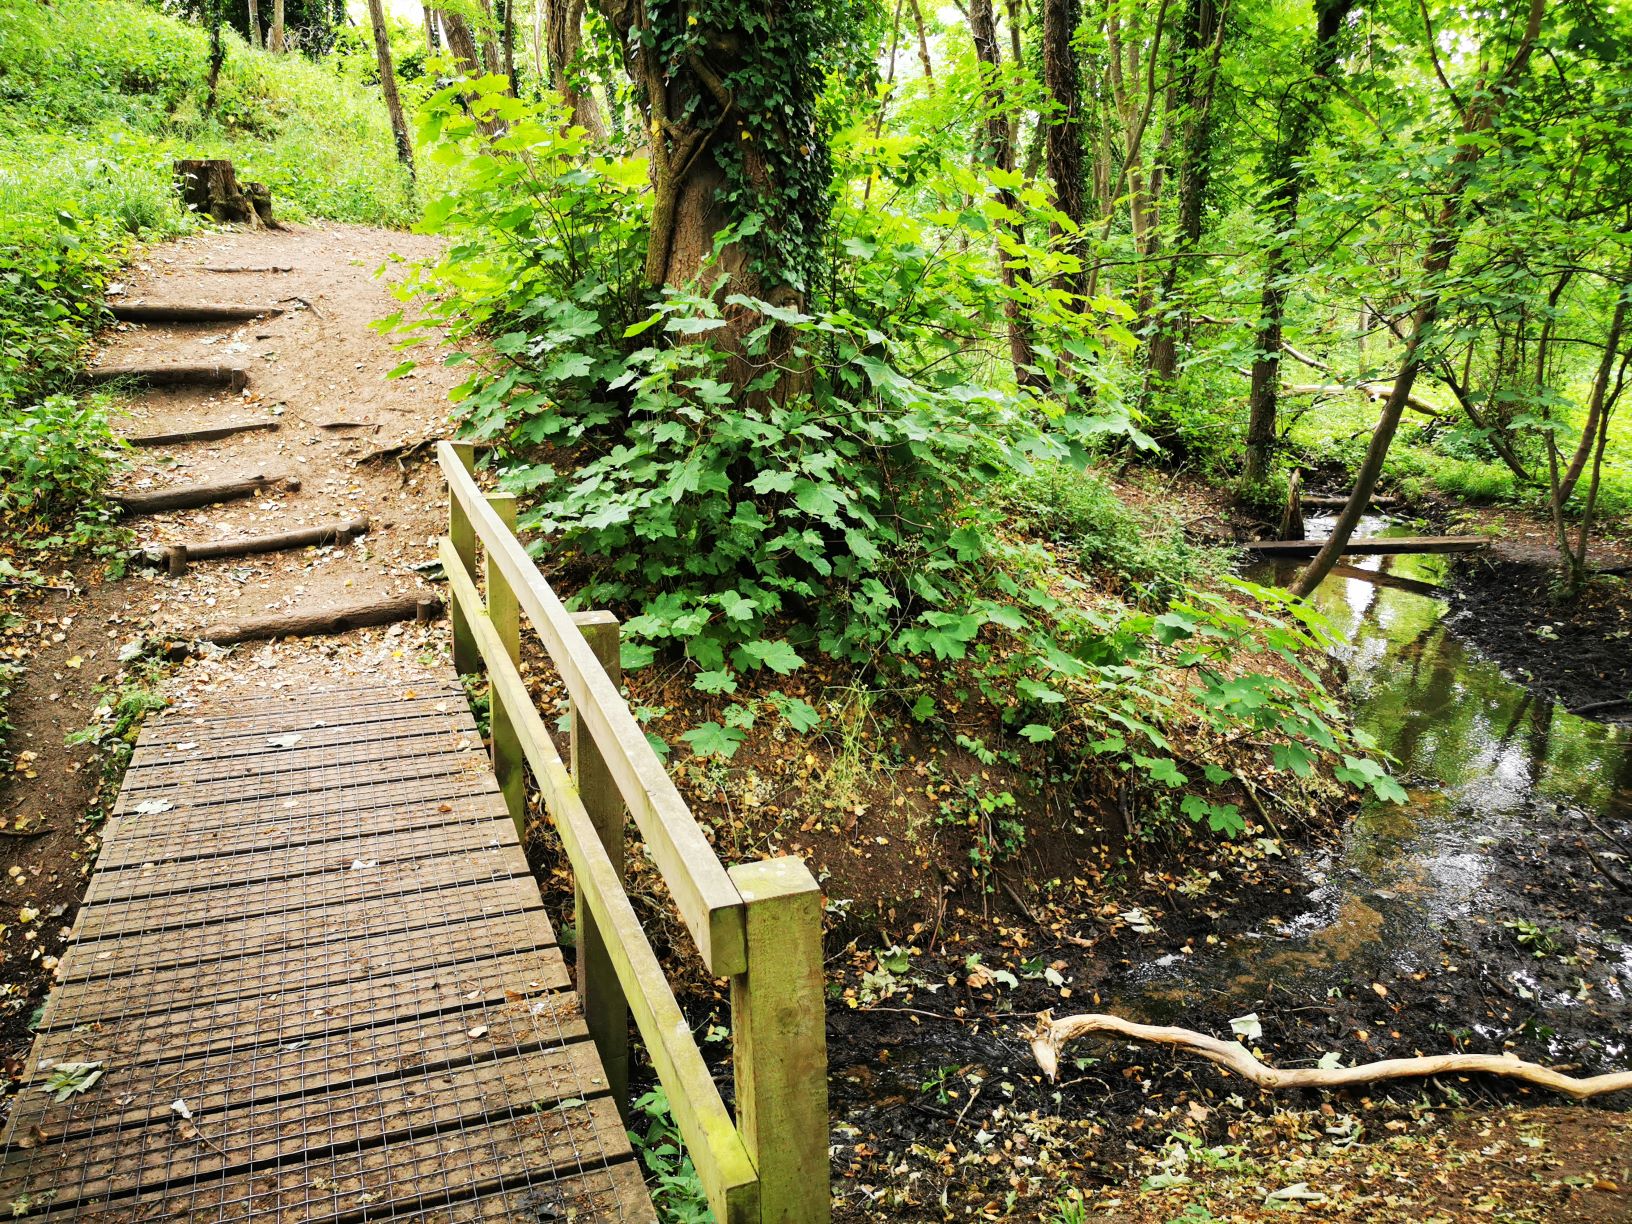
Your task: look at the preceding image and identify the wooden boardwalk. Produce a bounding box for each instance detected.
[0,678,655,1222]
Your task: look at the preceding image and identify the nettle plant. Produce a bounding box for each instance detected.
[393,81,1401,838]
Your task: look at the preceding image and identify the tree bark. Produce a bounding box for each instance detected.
[969,0,1039,384]
[247,0,262,49]
[365,0,416,176]
[1290,0,1546,597]
[1145,0,1227,388]
[908,0,935,86]
[1042,0,1087,301]
[1240,0,1355,492]
[269,0,286,51]
[195,594,439,645]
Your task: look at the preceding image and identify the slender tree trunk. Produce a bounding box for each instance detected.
[1240,0,1354,492]
[501,0,517,91]
[247,0,262,49]
[1291,0,1545,597]
[1042,0,1087,301]
[269,0,285,52]
[204,0,226,117]
[424,4,438,53]
[365,0,415,177]
[546,0,607,138]
[969,0,1040,384]
[908,0,935,86]
[1557,273,1630,505]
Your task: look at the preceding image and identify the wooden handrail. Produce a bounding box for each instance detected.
[440,440,747,976]
[437,443,830,1224]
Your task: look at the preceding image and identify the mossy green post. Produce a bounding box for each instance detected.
[570,609,630,1118]
[447,441,477,676]
[485,491,523,836]
[730,857,830,1224]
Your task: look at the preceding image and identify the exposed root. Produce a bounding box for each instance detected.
[1030,1011,1632,1102]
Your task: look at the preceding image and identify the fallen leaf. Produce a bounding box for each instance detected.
[467,1026,489,1039]
[266,733,303,749]
[133,799,174,816]
[64,656,83,670]
[171,1099,193,1121]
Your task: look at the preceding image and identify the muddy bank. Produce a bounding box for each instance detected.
[1447,554,1632,717]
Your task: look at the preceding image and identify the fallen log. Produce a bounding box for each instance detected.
[124,420,279,447]
[1030,1011,1632,1102]
[113,474,298,516]
[1285,381,1442,419]
[201,264,293,274]
[83,364,249,391]
[1567,697,1632,718]
[107,303,283,324]
[161,515,370,575]
[192,594,441,645]
[1242,535,1487,558]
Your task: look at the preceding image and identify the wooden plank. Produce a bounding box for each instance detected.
[120,720,484,792]
[14,999,591,1144]
[0,1050,620,1211]
[124,710,475,775]
[40,910,559,1030]
[28,951,575,1069]
[138,683,466,733]
[439,450,747,976]
[3,1100,641,1223]
[62,877,543,982]
[100,786,505,863]
[133,699,475,751]
[437,562,759,1223]
[384,1159,655,1223]
[107,750,493,817]
[1240,534,1489,557]
[80,832,526,932]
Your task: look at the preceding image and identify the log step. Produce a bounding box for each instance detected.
[113,474,298,517]
[1242,535,1488,558]
[200,264,293,273]
[189,594,441,646]
[108,303,283,324]
[124,420,278,447]
[84,364,248,391]
[161,515,370,574]
[1302,493,1400,510]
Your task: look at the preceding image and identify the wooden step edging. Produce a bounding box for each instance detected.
[108,302,284,324]
[159,514,369,574]
[188,592,440,646]
[83,363,249,390]
[113,473,297,516]
[437,439,830,1224]
[125,419,279,447]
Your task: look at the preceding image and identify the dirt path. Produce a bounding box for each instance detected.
[0,222,460,1087]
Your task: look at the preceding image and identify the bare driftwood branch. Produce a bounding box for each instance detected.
[1030,1011,1632,1101]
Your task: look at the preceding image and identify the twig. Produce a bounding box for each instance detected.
[857,1006,974,1024]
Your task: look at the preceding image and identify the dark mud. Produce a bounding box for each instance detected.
[1448,554,1632,716]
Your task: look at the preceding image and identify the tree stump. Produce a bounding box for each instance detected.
[172,160,278,228]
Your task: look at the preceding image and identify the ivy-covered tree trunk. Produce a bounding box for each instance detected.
[1144,0,1225,391]
[969,0,1039,384]
[598,0,838,321]
[1042,0,1086,301]
[1240,0,1353,493]
[246,0,261,49]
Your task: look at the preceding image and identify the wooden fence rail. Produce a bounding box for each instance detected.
[438,442,829,1224]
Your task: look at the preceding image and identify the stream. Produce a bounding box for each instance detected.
[1115,515,1632,1065]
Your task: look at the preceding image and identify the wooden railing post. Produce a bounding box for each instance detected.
[446,442,478,676]
[485,492,523,836]
[570,610,629,1118]
[729,858,829,1224]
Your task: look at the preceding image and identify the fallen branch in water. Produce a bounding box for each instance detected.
[1030,1011,1632,1101]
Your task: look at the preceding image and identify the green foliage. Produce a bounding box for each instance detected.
[0,395,126,541]
[400,79,1398,832]
[626,1086,712,1224]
